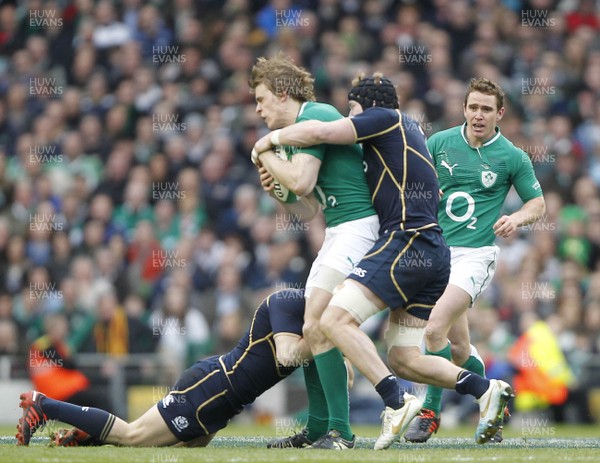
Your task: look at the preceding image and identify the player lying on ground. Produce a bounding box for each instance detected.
[16,289,323,447]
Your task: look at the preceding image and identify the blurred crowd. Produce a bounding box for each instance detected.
[0,0,599,421]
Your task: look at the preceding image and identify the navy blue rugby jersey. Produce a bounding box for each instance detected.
[219,288,305,406]
[350,107,440,233]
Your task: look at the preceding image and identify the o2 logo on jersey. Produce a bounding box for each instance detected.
[446,191,477,230]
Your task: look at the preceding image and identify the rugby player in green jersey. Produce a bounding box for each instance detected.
[249,54,379,449]
[402,77,546,443]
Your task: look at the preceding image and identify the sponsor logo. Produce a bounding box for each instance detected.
[162,394,175,408]
[352,267,367,278]
[440,160,458,176]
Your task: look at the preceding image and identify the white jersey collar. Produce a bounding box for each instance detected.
[297,101,309,119]
[460,122,501,148]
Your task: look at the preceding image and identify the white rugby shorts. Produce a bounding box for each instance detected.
[305,215,379,297]
[448,245,499,303]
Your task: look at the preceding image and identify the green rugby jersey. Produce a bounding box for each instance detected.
[427,124,543,247]
[279,101,376,227]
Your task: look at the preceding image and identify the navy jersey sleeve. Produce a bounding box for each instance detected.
[266,289,305,337]
[350,107,401,142]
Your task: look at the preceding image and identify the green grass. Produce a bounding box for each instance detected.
[1,424,598,463]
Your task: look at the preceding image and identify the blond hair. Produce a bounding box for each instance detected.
[248,52,315,102]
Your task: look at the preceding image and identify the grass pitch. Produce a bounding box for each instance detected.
[1,423,598,463]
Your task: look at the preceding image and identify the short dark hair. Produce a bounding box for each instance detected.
[464,77,504,111]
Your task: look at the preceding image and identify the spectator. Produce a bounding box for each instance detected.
[150,284,210,383]
[81,289,154,355]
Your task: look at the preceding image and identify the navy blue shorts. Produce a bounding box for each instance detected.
[346,228,450,320]
[157,356,242,441]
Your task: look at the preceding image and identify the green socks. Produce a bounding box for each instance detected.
[461,346,486,377]
[302,362,329,442]
[313,347,353,440]
[423,342,452,416]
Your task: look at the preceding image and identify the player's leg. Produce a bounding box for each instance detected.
[17,390,178,447]
[448,311,510,443]
[407,246,498,442]
[386,311,513,444]
[320,280,423,450]
[409,284,470,435]
[302,216,379,448]
[305,283,355,448]
[107,405,179,446]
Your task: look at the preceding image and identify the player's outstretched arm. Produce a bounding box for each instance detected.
[493,196,546,238]
[254,118,356,154]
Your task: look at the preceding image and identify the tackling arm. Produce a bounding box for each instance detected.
[254,119,356,154]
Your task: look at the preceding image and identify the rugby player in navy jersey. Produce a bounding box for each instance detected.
[253,73,514,449]
[16,289,316,448]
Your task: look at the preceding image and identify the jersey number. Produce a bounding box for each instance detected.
[315,186,337,209]
[446,191,477,229]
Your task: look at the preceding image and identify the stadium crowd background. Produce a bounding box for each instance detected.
[0,0,599,424]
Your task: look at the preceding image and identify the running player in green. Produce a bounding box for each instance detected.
[403,77,545,443]
[249,53,379,449]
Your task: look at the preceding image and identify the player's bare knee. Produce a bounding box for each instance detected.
[424,323,447,348]
[302,319,318,339]
[319,309,336,338]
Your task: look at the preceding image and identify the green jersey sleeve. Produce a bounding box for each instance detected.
[510,149,544,202]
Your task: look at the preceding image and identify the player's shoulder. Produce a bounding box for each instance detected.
[360,107,400,123]
[299,101,343,122]
[496,132,530,163]
[427,125,462,148]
